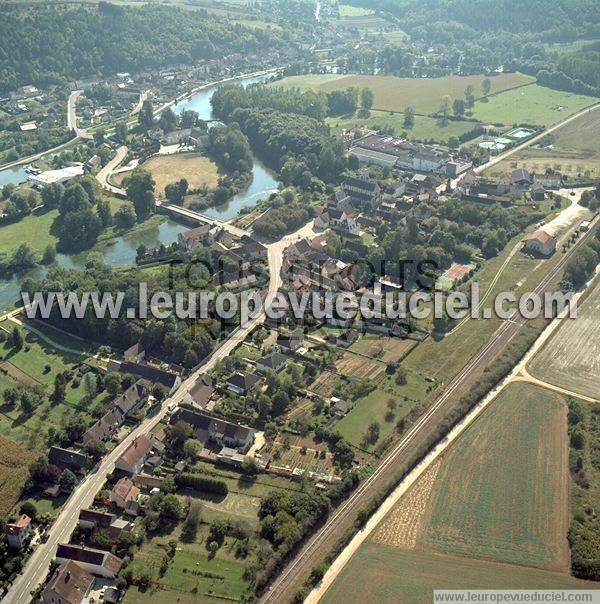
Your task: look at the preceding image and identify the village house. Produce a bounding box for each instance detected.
[114,435,153,475]
[42,560,94,604]
[342,170,381,206]
[277,330,304,353]
[110,477,141,515]
[171,408,255,453]
[48,447,91,474]
[181,375,215,410]
[330,396,352,418]
[55,544,123,579]
[113,379,151,417]
[226,372,261,396]
[177,225,214,251]
[328,208,360,235]
[5,514,31,550]
[256,352,288,374]
[510,168,533,188]
[78,509,132,541]
[522,230,557,256]
[82,407,124,446]
[111,360,181,394]
[123,342,145,363]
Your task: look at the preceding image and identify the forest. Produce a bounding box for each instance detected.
[0,2,283,92]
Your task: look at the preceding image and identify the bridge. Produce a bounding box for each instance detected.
[157,201,249,238]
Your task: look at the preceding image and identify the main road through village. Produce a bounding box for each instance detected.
[3,88,599,603]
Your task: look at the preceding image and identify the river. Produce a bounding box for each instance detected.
[170,72,280,221]
[0,72,281,310]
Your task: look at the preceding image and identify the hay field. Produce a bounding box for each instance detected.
[114,152,219,197]
[0,436,38,517]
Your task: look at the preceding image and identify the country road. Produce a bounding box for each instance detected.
[3,215,309,603]
[261,206,600,604]
[96,145,128,197]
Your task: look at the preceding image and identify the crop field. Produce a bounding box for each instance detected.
[268,439,335,475]
[321,383,580,602]
[334,351,386,379]
[373,460,441,549]
[321,545,597,604]
[485,108,600,177]
[338,4,373,17]
[113,152,219,197]
[275,73,535,114]
[416,383,570,570]
[529,277,600,399]
[0,435,38,517]
[311,370,342,398]
[472,84,597,127]
[349,335,417,363]
[327,111,478,144]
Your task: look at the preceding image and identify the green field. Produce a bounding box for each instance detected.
[418,383,570,570]
[0,324,105,448]
[338,4,373,16]
[124,521,252,603]
[0,209,58,255]
[275,72,535,114]
[327,111,478,144]
[472,84,597,127]
[335,371,428,452]
[322,545,596,604]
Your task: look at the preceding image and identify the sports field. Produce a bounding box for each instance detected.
[529,276,600,399]
[327,111,477,144]
[275,73,535,114]
[114,152,219,197]
[485,107,600,177]
[321,546,596,604]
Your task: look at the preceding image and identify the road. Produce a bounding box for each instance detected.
[158,202,249,238]
[261,212,600,604]
[66,90,90,139]
[96,145,129,197]
[3,212,301,603]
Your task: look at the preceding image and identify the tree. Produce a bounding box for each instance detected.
[104,372,122,396]
[52,373,67,404]
[208,540,219,557]
[395,367,408,385]
[84,372,97,400]
[365,421,380,444]
[439,95,451,122]
[164,179,188,205]
[59,468,77,492]
[41,244,57,265]
[481,78,492,96]
[138,99,154,131]
[168,421,193,453]
[20,500,38,519]
[126,168,155,221]
[159,494,181,520]
[464,84,475,108]
[84,438,106,460]
[10,326,23,350]
[113,204,136,230]
[403,106,415,129]
[41,182,64,210]
[158,107,179,133]
[96,198,112,227]
[360,87,374,114]
[452,98,466,117]
[115,121,128,144]
[93,128,105,146]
